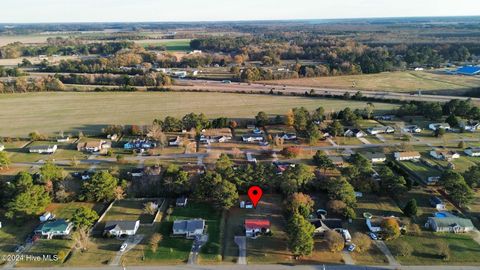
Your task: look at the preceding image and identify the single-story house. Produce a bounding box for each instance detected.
[29,145,57,154]
[403,125,422,133]
[455,66,480,76]
[366,126,395,135]
[427,176,441,185]
[173,219,205,238]
[245,219,271,237]
[56,136,70,143]
[168,136,182,147]
[77,140,109,152]
[426,216,475,233]
[34,219,73,239]
[328,156,345,167]
[273,161,295,174]
[430,150,460,161]
[279,132,297,141]
[129,168,144,178]
[39,212,55,222]
[394,151,421,161]
[465,147,480,157]
[374,115,395,121]
[0,144,4,152]
[365,152,387,163]
[104,220,140,237]
[344,129,366,138]
[310,218,343,235]
[461,121,480,132]
[124,139,156,150]
[246,152,257,164]
[176,197,188,207]
[242,134,264,142]
[428,123,451,131]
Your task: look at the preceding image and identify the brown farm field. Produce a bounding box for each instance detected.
[0,92,398,137]
[264,71,480,93]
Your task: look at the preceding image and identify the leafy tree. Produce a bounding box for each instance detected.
[215,154,234,173]
[0,151,11,170]
[463,165,480,188]
[279,164,314,195]
[281,146,302,158]
[436,242,450,261]
[434,128,446,138]
[40,161,64,183]
[162,164,190,196]
[381,218,401,241]
[287,212,315,258]
[328,120,344,137]
[325,230,345,252]
[6,184,51,220]
[306,122,322,144]
[440,170,474,206]
[352,232,372,253]
[326,177,357,207]
[287,193,314,218]
[445,114,460,128]
[403,199,418,217]
[313,151,334,173]
[82,171,119,202]
[284,109,295,126]
[292,107,310,131]
[311,107,325,122]
[71,206,99,229]
[255,111,269,127]
[149,233,163,253]
[196,172,238,210]
[379,166,407,195]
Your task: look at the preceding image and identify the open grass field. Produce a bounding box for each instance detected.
[136,39,191,51]
[0,92,398,137]
[264,71,480,93]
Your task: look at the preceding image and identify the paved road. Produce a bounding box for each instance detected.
[373,241,400,267]
[234,236,247,265]
[109,235,145,266]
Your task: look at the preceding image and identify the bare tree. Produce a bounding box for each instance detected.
[72,227,91,252]
[147,124,167,148]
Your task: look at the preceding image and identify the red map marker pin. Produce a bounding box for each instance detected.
[248,186,263,208]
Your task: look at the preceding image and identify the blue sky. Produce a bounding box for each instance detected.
[1,0,478,23]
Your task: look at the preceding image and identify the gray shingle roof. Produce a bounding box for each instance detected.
[104,220,138,231]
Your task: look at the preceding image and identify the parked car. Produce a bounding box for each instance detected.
[368,232,378,240]
[120,243,128,252]
[347,243,356,252]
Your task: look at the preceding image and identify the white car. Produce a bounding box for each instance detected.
[347,243,356,252]
[120,243,128,252]
[368,232,378,240]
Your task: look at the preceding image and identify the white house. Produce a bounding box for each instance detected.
[344,129,366,138]
[29,145,57,154]
[428,123,451,131]
[465,147,480,157]
[365,152,387,163]
[39,212,54,222]
[0,144,4,152]
[56,136,70,143]
[366,126,395,135]
[242,134,264,142]
[104,220,140,237]
[394,151,421,161]
[430,150,460,161]
[168,136,182,147]
[462,122,480,132]
[176,197,188,207]
[173,219,205,238]
[403,125,422,133]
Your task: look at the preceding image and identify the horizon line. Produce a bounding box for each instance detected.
[1,14,480,25]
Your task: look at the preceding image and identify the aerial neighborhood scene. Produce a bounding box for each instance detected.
[1,1,480,269]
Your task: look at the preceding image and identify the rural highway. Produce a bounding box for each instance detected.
[172,79,480,103]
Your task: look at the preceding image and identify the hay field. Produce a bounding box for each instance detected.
[0,92,397,137]
[265,71,480,93]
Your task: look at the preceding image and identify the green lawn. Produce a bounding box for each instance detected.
[139,39,191,51]
[17,239,73,267]
[0,92,398,137]
[102,199,159,224]
[46,202,106,219]
[387,232,480,265]
[399,160,442,183]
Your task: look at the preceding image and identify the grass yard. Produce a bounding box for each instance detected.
[387,232,480,265]
[264,71,480,93]
[0,217,38,265]
[223,195,290,264]
[0,92,398,137]
[399,160,442,184]
[145,202,222,264]
[45,202,106,220]
[16,239,73,267]
[102,199,159,224]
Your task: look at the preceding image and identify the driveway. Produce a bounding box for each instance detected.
[341,250,355,265]
[188,234,208,265]
[234,236,247,265]
[358,138,371,145]
[374,240,400,267]
[110,234,145,266]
